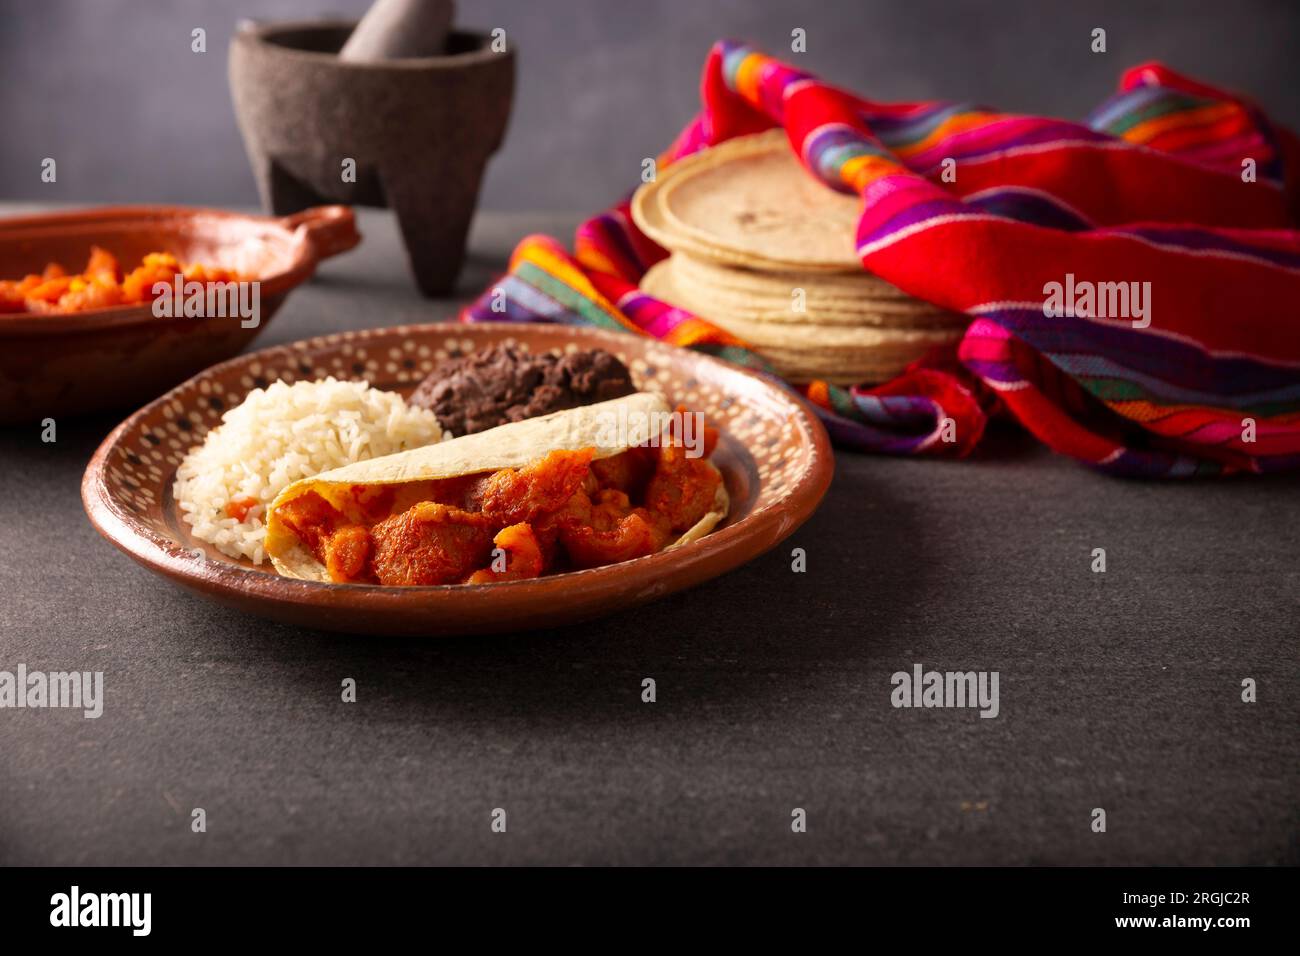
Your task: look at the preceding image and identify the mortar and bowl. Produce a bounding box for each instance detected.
[229,5,515,296]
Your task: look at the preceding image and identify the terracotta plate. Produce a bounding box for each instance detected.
[82,322,833,636]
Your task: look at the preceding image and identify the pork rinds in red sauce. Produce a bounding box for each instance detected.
[282,431,723,585]
[1,248,243,315]
[466,523,546,584]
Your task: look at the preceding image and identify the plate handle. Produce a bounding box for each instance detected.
[281,205,361,261]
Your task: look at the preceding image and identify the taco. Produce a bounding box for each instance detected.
[264,392,729,586]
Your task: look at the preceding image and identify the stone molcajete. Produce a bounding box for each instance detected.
[229,18,514,296]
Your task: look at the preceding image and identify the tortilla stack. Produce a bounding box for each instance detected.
[632,129,968,384]
[265,392,729,583]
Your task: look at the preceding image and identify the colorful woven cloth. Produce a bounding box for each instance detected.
[465,41,1300,477]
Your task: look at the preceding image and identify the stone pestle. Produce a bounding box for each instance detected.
[339,0,456,61]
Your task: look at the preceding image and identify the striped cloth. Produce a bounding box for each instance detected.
[465,41,1300,477]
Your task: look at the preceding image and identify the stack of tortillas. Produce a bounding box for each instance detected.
[633,129,967,384]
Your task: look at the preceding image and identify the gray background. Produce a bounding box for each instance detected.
[2,0,1298,212]
[1,208,1297,865]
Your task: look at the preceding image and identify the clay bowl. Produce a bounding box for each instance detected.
[0,204,359,423]
[82,322,833,637]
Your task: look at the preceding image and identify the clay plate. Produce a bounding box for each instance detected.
[0,204,359,423]
[82,322,833,636]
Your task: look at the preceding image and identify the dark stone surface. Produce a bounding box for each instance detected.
[1,209,1296,865]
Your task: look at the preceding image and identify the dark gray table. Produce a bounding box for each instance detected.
[2,208,1296,866]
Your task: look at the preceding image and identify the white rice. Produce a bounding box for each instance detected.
[173,378,443,564]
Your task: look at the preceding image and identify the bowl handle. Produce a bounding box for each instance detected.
[281,206,361,261]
